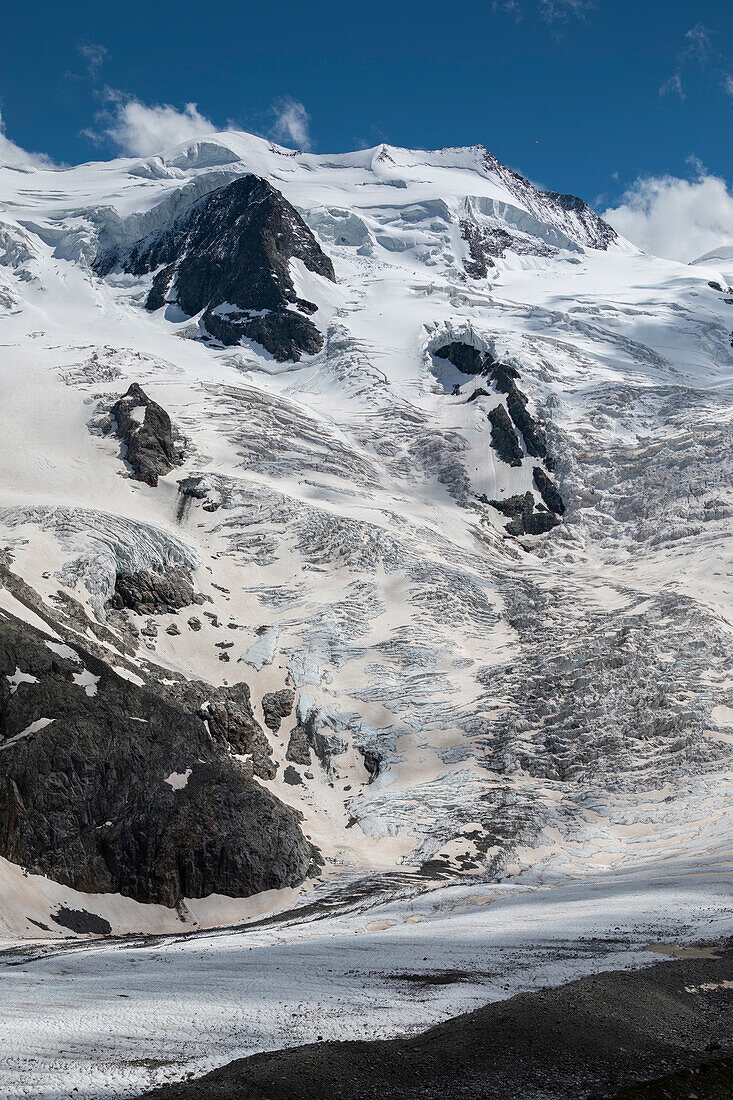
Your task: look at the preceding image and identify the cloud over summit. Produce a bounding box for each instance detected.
[95,94,217,157]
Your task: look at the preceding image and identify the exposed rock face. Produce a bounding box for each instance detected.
[487,360,520,392]
[358,746,383,783]
[542,190,618,250]
[262,688,295,733]
[96,175,336,362]
[481,148,618,250]
[533,467,565,515]
[505,389,547,461]
[488,362,548,462]
[488,405,523,467]
[433,343,485,375]
[177,474,222,520]
[51,906,112,935]
[433,345,550,465]
[167,680,277,780]
[112,383,181,486]
[460,220,513,277]
[487,491,560,536]
[431,342,562,534]
[460,220,557,278]
[467,386,491,402]
[0,610,317,906]
[286,724,312,766]
[106,567,194,615]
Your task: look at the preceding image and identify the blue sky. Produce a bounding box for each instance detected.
[1,0,733,258]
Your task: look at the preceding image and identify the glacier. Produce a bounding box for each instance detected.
[0,129,731,1099]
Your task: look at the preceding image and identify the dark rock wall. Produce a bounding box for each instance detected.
[167,679,278,781]
[97,175,336,362]
[262,689,295,733]
[0,610,318,906]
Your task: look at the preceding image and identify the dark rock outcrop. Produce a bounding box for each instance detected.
[505,388,548,461]
[286,724,312,766]
[51,907,112,935]
[177,475,212,500]
[487,405,523,467]
[460,220,556,278]
[481,147,618,251]
[433,343,486,375]
[0,610,317,906]
[107,568,194,615]
[293,705,347,772]
[533,466,565,515]
[167,680,277,780]
[96,175,336,362]
[358,746,384,783]
[487,364,548,462]
[433,348,553,472]
[283,765,302,786]
[486,491,560,536]
[487,361,521,392]
[112,383,182,486]
[466,386,491,402]
[262,689,295,733]
[177,474,222,520]
[542,190,618,249]
[459,220,514,277]
[432,347,554,471]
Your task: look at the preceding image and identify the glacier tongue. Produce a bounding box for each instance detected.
[0,130,731,936]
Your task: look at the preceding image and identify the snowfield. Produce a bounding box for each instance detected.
[0,129,731,1097]
[1,860,731,1100]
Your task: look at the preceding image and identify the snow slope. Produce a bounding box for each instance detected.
[0,131,731,946]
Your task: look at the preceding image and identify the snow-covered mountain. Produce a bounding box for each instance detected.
[690,244,733,282]
[0,130,731,940]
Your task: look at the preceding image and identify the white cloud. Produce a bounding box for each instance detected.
[271,98,311,150]
[0,110,55,170]
[604,168,733,263]
[97,92,217,157]
[660,23,714,99]
[539,0,593,19]
[78,43,107,77]
[725,74,733,97]
[683,24,711,61]
[660,72,685,100]
[492,0,593,20]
